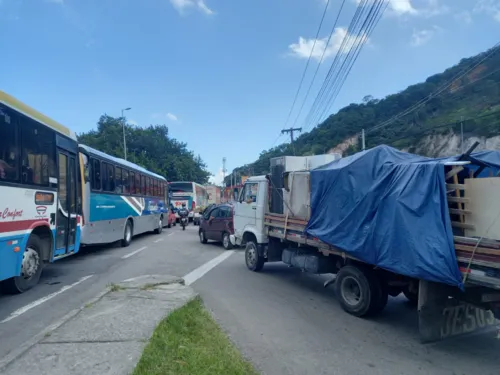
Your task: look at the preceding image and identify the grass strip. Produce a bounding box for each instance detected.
[133,297,258,375]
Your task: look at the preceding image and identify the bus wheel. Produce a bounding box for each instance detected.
[2,235,44,294]
[121,220,133,247]
[155,216,163,234]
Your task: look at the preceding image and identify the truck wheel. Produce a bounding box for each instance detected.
[335,265,386,317]
[222,232,233,250]
[1,234,44,294]
[121,220,133,247]
[245,241,264,272]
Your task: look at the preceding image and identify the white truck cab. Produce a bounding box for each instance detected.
[231,175,268,247]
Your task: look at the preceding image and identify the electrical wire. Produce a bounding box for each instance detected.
[281,0,331,131]
[290,0,347,129]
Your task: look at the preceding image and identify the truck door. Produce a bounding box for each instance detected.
[234,182,258,236]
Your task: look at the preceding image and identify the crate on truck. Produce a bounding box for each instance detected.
[231,144,500,343]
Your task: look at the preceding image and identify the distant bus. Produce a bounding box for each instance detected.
[169,181,209,221]
[79,145,167,246]
[0,90,82,293]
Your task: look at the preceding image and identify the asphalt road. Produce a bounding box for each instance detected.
[194,251,500,375]
[2,228,500,375]
[0,223,224,363]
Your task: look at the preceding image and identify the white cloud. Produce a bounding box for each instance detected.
[166,112,178,121]
[410,25,441,47]
[355,0,449,18]
[209,168,224,185]
[152,112,179,121]
[288,27,369,62]
[169,0,214,15]
[474,0,500,22]
[455,10,473,24]
[128,119,138,126]
[354,0,416,16]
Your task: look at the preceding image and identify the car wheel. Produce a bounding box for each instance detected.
[222,232,233,250]
[199,230,208,244]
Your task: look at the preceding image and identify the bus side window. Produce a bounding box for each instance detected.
[0,105,19,182]
[107,163,115,192]
[92,159,101,190]
[20,114,56,186]
[135,173,141,195]
[115,167,122,194]
[129,171,135,195]
[141,175,146,195]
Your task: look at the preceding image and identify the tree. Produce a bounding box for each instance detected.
[78,115,211,183]
[230,45,500,175]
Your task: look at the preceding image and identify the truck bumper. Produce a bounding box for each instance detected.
[230,234,237,246]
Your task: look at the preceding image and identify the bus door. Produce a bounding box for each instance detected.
[54,148,78,257]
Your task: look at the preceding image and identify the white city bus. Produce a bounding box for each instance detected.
[0,90,82,293]
[169,181,209,222]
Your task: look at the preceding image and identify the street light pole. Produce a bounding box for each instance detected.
[121,107,131,160]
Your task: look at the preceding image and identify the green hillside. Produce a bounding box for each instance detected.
[228,45,500,183]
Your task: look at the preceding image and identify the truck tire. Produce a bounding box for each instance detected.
[245,241,264,272]
[1,234,44,294]
[335,265,387,317]
[154,216,163,234]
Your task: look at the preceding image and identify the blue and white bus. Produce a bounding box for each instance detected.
[0,90,82,293]
[169,181,208,222]
[79,145,167,246]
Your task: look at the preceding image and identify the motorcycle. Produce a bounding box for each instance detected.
[180,216,188,231]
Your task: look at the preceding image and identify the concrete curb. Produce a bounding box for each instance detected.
[0,275,187,374]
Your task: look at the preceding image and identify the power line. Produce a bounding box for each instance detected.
[367,41,500,135]
[290,0,347,129]
[303,0,386,132]
[281,0,331,130]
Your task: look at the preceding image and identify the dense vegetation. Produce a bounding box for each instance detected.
[227,46,500,184]
[78,115,211,183]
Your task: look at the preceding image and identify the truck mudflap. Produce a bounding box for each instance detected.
[418,280,500,343]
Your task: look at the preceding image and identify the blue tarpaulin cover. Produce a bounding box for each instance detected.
[305,145,500,289]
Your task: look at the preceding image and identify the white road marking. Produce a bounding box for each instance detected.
[0,275,94,324]
[121,246,147,259]
[167,233,174,236]
[183,251,234,286]
[154,238,164,243]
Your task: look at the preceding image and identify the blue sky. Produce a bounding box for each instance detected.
[1,0,499,184]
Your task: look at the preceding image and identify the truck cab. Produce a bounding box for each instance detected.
[231,175,268,247]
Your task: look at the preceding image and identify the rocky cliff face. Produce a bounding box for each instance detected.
[405,133,500,157]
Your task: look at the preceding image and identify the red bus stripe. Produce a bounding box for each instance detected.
[0,219,49,233]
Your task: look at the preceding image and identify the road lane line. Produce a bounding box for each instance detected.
[167,233,174,236]
[154,238,164,243]
[183,251,234,286]
[121,246,147,259]
[0,275,94,324]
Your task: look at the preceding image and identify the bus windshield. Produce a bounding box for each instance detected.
[169,182,193,194]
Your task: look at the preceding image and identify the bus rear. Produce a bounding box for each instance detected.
[169,182,195,220]
[0,91,81,293]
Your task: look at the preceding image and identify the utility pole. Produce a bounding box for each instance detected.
[281,127,302,144]
[121,107,131,160]
[361,129,366,151]
[222,157,227,188]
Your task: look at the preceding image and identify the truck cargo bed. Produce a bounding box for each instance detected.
[264,213,500,289]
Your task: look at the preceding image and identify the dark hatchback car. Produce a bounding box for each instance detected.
[198,204,234,249]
